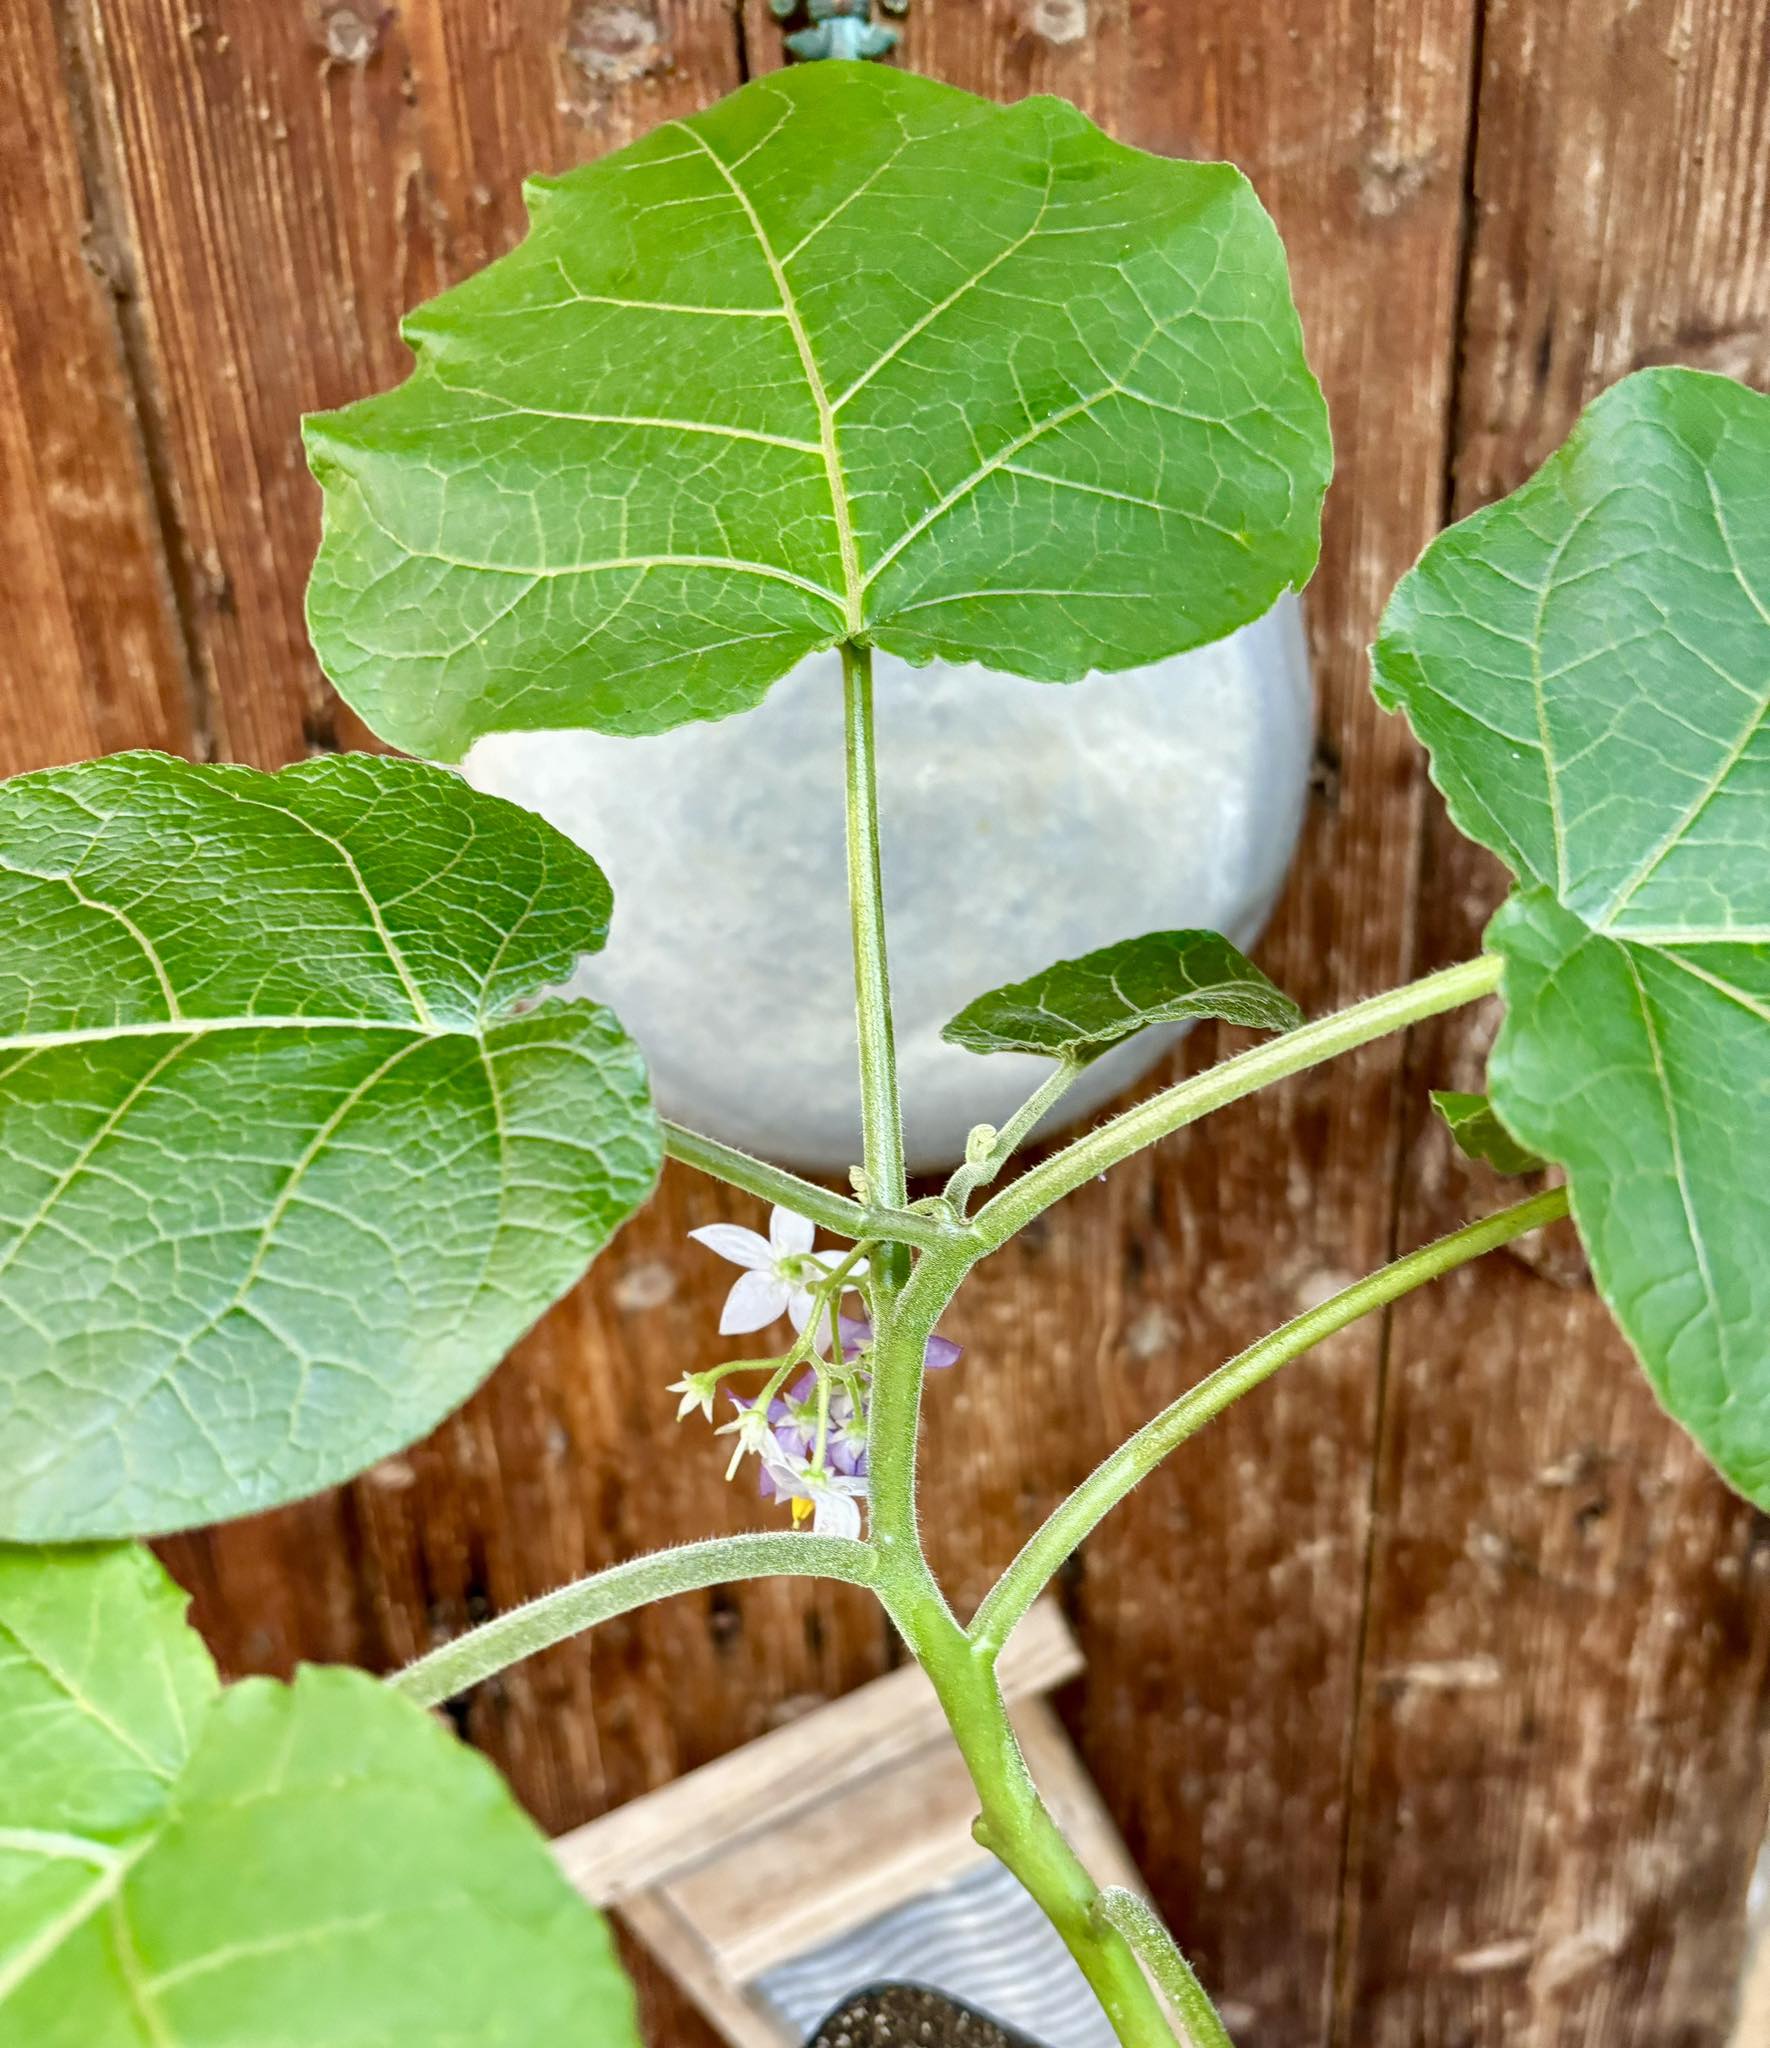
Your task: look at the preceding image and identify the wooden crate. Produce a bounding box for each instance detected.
[555,1603,1146,2047]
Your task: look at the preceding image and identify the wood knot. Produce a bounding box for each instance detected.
[311,4,386,65]
[567,2,670,85]
[1026,0,1088,43]
[1358,146,1438,219]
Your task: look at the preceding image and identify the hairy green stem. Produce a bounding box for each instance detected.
[661,1118,952,1250]
[970,1184,1570,1654]
[864,1236,1179,2037]
[1096,1890,1234,2048]
[972,955,1505,1250]
[389,1535,874,1707]
[878,1543,1181,2045]
[943,1058,1081,1212]
[844,627,933,1557]
[834,642,1173,2043]
[841,642,908,1254]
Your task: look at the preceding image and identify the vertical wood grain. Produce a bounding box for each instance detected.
[64,0,747,766]
[744,7,1483,2038]
[1338,5,1770,2043]
[0,3,193,776]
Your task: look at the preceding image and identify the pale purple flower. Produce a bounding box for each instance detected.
[825,1390,869,1478]
[838,1315,962,1372]
[732,1376,870,1529]
[769,1370,868,1479]
[718,1395,778,1479]
[689,1205,867,1337]
[733,1384,872,1531]
[763,1448,868,1537]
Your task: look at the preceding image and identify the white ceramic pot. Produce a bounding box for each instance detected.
[463,597,1313,1174]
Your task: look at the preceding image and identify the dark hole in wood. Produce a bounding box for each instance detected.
[807,1983,1051,2048]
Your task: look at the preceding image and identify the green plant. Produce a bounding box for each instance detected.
[2,62,1765,2048]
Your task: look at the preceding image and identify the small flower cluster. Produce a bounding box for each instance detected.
[674,1205,959,1536]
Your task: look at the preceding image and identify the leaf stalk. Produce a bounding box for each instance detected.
[661,1118,959,1249]
[972,955,1505,1249]
[841,641,909,1264]
[969,1183,1571,1656]
[389,1534,875,1708]
[942,1058,1082,1212]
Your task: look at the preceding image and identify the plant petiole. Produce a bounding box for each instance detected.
[661,1118,957,1251]
[942,1057,1082,1212]
[390,1533,876,1707]
[971,954,1505,1249]
[969,1184,1571,1655]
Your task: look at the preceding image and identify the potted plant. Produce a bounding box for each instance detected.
[0,54,1764,2048]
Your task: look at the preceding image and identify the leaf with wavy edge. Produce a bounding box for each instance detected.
[0,1543,639,2045]
[0,752,659,1539]
[305,63,1329,760]
[943,929,1301,1062]
[1375,368,1770,1504]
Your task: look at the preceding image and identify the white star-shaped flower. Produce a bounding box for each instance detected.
[688,1205,866,1338]
[665,1370,718,1422]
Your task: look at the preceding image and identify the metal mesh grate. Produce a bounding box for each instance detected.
[752,1860,1118,2048]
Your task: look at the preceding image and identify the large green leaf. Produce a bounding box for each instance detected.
[305,62,1329,761]
[942,929,1301,1062]
[0,1544,639,2046]
[0,752,660,1540]
[1374,368,1770,1503]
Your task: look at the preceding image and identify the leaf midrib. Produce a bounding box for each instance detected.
[0,1616,178,1783]
[0,1017,459,1053]
[667,118,865,635]
[1480,449,1770,938]
[1590,474,1770,933]
[1619,945,1736,1394]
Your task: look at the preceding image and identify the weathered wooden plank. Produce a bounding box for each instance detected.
[738,9,1483,2040]
[67,0,747,766]
[1338,4,1770,2043]
[0,1,192,776]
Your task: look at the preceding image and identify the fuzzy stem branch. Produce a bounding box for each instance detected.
[971,956,1505,1250]
[841,642,908,1255]
[943,1058,1081,1212]
[661,1119,952,1249]
[970,1184,1570,1655]
[842,634,926,1555]
[1095,1889,1236,2048]
[389,1535,875,1707]
[878,1563,1182,2046]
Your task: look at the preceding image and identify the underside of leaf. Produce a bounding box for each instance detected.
[1375,368,1770,1505]
[306,63,1329,759]
[1428,1089,1545,1178]
[0,753,660,1540]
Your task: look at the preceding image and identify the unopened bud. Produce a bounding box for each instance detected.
[964,1123,998,1167]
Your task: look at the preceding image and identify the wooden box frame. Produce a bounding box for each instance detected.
[552,1602,1144,2047]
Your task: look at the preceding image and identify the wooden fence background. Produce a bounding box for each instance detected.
[5,2,1770,2043]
